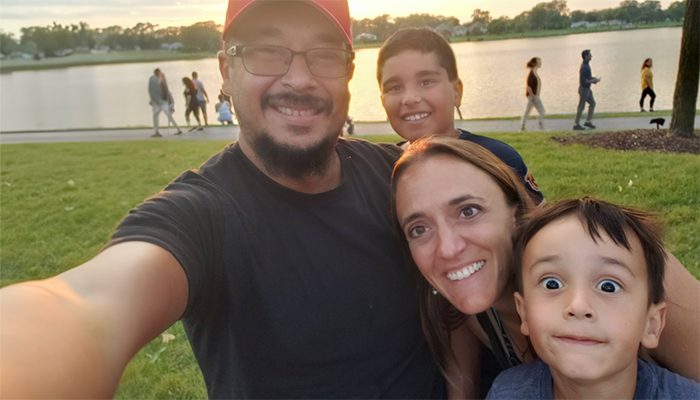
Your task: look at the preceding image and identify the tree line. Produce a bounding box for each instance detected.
[0,0,687,57]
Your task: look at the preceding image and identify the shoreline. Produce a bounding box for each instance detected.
[0,110,678,135]
[0,23,681,74]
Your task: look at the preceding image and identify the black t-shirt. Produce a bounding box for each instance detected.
[526,70,539,96]
[109,139,444,398]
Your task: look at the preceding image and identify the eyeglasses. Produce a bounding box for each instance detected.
[225,45,354,79]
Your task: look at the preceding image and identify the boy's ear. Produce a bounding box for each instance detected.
[514,292,530,337]
[453,78,464,106]
[641,301,666,349]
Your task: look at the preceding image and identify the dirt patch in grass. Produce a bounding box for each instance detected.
[553,129,700,154]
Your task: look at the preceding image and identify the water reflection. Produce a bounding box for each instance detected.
[0,27,689,132]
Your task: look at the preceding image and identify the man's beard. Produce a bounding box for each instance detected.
[251,129,338,179]
[249,92,343,179]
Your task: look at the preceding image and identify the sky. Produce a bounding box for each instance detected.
[0,0,676,37]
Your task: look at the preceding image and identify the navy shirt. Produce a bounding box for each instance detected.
[579,60,592,88]
[487,358,700,399]
[459,129,544,204]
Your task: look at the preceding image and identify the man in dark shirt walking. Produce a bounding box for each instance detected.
[573,49,601,130]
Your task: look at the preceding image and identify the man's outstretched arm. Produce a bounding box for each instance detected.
[1,241,188,398]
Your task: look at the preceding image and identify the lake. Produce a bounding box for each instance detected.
[0,27,691,132]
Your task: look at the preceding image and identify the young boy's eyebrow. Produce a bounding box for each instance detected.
[598,256,636,277]
[526,254,637,278]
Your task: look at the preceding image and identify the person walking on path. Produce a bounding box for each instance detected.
[192,71,210,125]
[0,1,445,398]
[640,58,656,112]
[573,49,601,130]
[148,68,183,137]
[182,76,203,132]
[520,57,545,131]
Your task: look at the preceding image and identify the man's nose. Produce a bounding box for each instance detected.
[280,53,315,90]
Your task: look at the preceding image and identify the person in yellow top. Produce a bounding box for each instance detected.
[640,58,656,112]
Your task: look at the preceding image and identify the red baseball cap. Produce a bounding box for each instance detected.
[223,0,353,48]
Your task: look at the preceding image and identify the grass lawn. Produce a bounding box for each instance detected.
[1,133,698,398]
[0,50,213,72]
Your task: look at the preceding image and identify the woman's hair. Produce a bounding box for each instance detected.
[641,57,653,71]
[376,27,459,84]
[391,135,535,379]
[526,57,540,68]
[513,197,666,304]
[182,76,196,92]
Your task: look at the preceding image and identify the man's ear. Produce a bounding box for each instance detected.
[641,301,666,349]
[514,292,530,337]
[347,62,355,81]
[219,50,236,98]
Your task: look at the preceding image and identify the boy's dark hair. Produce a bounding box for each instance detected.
[513,197,666,304]
[581,49,591,59]
[376,27,459,85]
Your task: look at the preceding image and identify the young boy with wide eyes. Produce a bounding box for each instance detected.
[487,197,700,399]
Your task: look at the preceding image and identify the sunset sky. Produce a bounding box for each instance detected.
[0,0,675,37]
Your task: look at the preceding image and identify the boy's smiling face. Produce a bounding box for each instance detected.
[379,50,462,142]
[515,215,666,385]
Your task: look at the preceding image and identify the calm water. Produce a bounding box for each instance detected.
[0,27,690,132]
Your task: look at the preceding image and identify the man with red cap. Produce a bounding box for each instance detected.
[0,1,446,398]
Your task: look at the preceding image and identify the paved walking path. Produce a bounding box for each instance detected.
[2,115,696,144]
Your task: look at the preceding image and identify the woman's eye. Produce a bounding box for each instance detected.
[460,206,480,219]
[540,277,562,290]
[597,279,621,293]
[406,225,427,239]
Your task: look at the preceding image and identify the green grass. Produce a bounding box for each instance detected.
[0,50,214,73]
[1,134,698,397]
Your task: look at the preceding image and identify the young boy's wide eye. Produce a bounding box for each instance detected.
[597,279,621,293]
[540,277,562,290]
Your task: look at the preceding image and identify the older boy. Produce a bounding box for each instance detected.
[488,197,699,398]
[376,27,543,204]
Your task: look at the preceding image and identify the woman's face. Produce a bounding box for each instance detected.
[395,154,517,314]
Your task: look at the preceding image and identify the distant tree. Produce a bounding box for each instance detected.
[528,0,570,30]
[393,13,457,30]
[130,22,160,49]
[512,12,530,33]
[155,26,181,44]
[0,31,19,55]
[618,0,642,22]
[666,0,686,21]
[179,21,222,52]
[471,9,492,24]
[638,0,665,22]
[488,16,512,34]
[570,10,586,22]
[370,14,393,40]
[670,0,699,137]
[98,25,124,49]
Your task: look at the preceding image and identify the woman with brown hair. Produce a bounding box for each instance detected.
[392,135,700,395]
